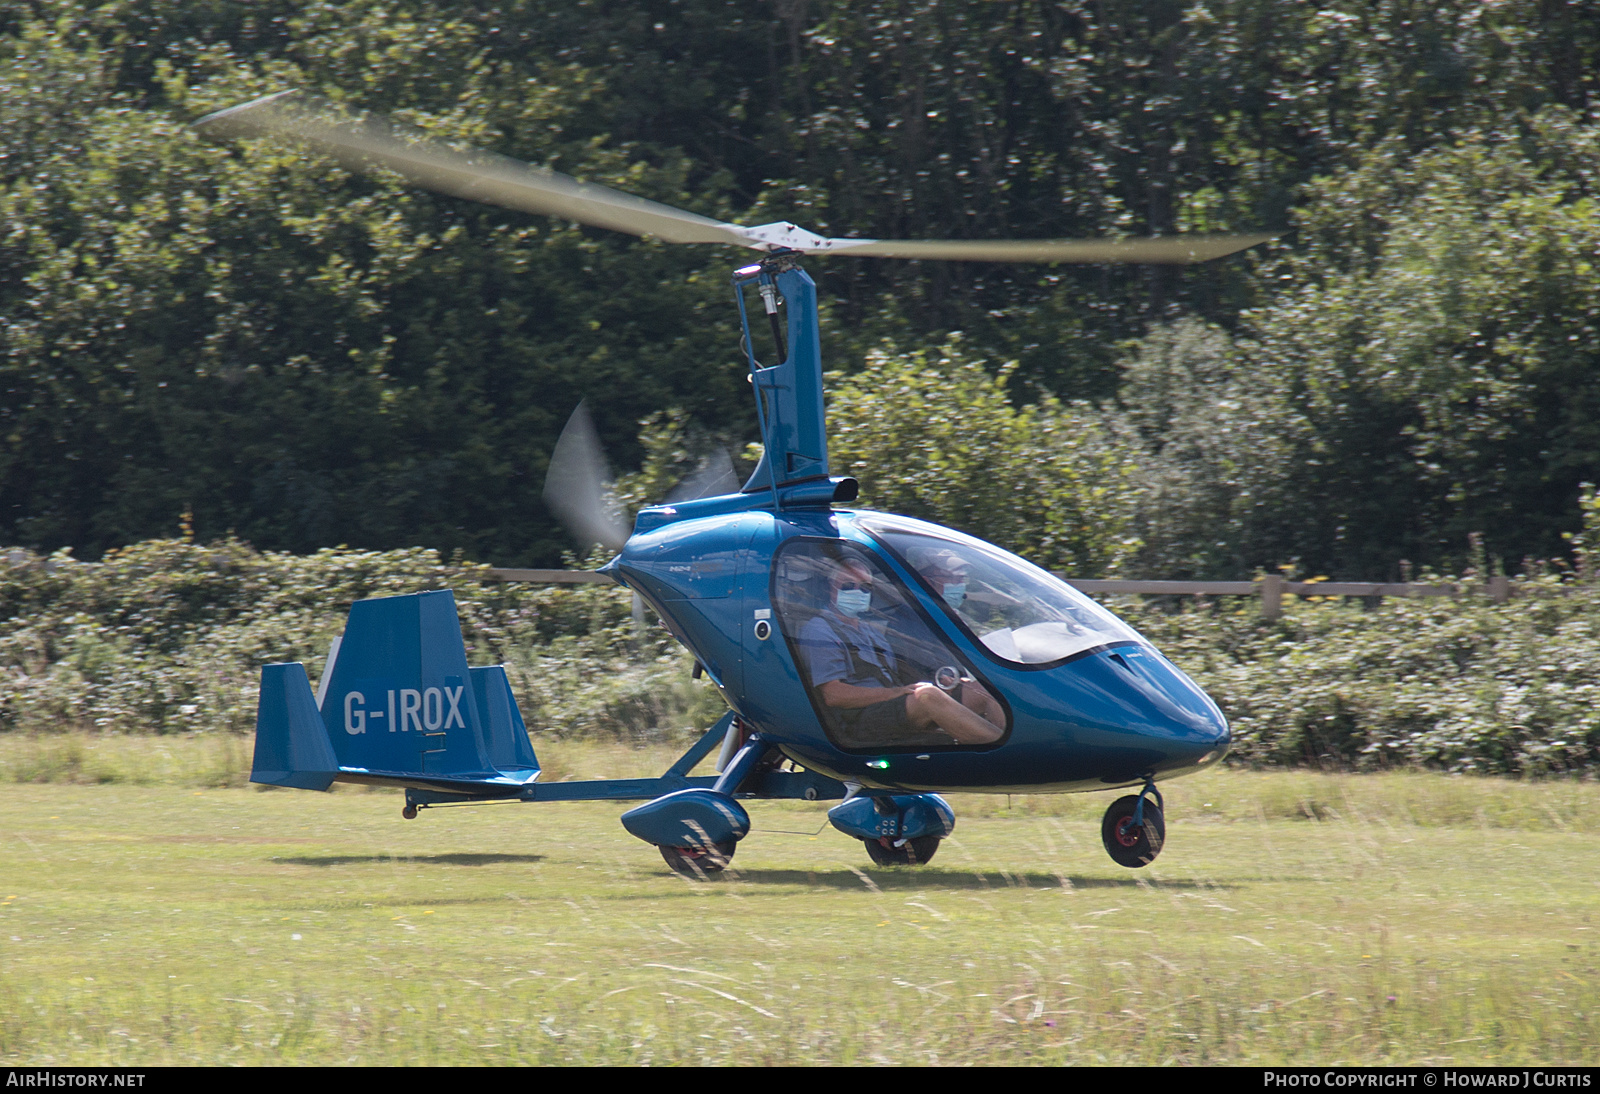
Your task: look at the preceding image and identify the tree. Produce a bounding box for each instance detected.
[0,4,751,564]
[1109,318,1303,577]
[827,338,1140,575]
[1117,110,1600,577]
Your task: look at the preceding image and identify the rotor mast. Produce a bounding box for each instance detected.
[732,253,836,505]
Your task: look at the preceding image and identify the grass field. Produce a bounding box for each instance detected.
[2,735,1598,1065]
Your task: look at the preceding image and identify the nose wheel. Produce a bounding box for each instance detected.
[1101,790,1165,868]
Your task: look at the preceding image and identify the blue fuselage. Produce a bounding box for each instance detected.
[611,505,1229,794]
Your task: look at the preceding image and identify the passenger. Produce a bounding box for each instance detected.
[910,544,1022,637]
[798,557,1004,746]
[910,546,972,614]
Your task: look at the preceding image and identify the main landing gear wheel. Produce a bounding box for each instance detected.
[659,840,737,878]
[1101,794,1165,868]
[863,835,941,866]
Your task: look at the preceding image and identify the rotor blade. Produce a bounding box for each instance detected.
[194,91,750,247]
[542,401,631,553]
[815,233,1279,264]
[665,448,740,503]
[195,93,1275,263]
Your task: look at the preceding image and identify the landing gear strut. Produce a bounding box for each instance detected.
[1101,783,1165,868]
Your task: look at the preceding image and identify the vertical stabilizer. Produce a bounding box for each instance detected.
[253,662,340,790]
[252,590,540,790]
[472,664,541,776]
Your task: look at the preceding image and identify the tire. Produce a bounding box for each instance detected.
[862,835,941,866]
[1100,794,1165,868]
[659,839,736,878]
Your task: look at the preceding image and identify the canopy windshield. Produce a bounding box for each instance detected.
[858,515,1145,667]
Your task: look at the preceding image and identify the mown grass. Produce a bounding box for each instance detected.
[2,736,1597,1065]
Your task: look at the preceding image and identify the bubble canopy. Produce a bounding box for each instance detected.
[855,514,1146,668]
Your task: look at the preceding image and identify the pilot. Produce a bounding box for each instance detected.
[798,557,1004,746]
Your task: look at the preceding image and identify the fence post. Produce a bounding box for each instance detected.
[1488,575,1510,603]
[1260,574,1285,620]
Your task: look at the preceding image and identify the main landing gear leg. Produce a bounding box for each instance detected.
[862,796,943,865]
[827,792,955,866]
[636,729,768,879]
[1100,778,1165,868]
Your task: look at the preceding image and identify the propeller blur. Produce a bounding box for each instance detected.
[542,400,630,554]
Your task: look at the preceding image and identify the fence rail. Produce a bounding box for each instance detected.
[485,569,1518,619]
[486,568,612,585]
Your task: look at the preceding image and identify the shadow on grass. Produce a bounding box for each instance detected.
[663,868,1240,891]
[274,852,545,867]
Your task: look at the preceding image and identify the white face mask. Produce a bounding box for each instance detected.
[835,588,872,617]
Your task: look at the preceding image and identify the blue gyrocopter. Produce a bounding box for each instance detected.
[198,93,1268,875]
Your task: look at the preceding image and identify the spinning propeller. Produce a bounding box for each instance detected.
[540,401,630,554]
[541,401,741,553]
[195,91,1274,550]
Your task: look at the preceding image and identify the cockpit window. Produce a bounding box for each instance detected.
[858,514,1145,667]
[771,538,1010,752]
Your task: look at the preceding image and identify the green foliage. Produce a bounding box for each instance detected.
[1567,483,1600,581]
[536,0,1600,391]
[1114,111,1600,578]
[0,538,722,741]
[4,0,1600,581]
[1245,112,1600,575]
[1109,318,1304,578]
[826,339,1142,576]
[0,2,749,565]
[1103,468,1600,774]
[611,408,746,516]
[1125,577,1600,776]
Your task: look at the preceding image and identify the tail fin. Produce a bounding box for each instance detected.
[253,662,340,790]
[252,590,540,792]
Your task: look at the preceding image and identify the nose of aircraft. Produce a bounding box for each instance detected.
[1078,644,1230,774]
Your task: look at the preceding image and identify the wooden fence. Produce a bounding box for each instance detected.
[485,569,1516,619]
